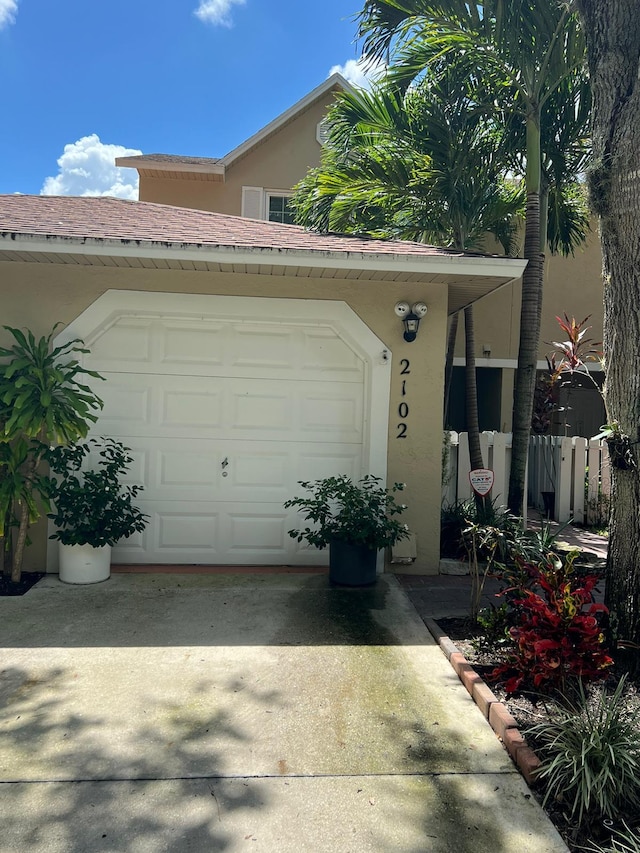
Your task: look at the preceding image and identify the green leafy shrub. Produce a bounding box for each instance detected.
[472,603,511,653]
[45,438,148,548]
[492,554,612,693]
[529,677,640,826]
[285,474,408,551]
[440,497,523,560]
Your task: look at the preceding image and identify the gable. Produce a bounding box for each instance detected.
[132,76,349,217]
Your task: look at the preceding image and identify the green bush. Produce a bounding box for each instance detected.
[285,474,408,551]
[529,677,640,825]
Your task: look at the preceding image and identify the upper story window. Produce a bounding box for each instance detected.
[267,193,295,225]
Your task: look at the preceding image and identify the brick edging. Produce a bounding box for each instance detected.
[424,617,541,786]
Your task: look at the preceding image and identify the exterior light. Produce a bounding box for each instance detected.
[394,301,427,342]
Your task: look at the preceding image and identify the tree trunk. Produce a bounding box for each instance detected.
[10,452,40,584]
[11,498,30,583]
[443,312,459,426]
[464,306,487,518]
[577,0,640,666]
[508,115,545,516]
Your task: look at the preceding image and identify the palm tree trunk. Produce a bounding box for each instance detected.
[464,306,487,518]
[443,312,459,426]
[508,116,545,516]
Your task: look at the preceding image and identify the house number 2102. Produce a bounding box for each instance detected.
[397,359,410,438]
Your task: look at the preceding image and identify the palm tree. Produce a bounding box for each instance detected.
[292,73,523,493]
[575,0,640,664]
[356,0,587,514]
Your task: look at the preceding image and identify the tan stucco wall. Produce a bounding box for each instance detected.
[139,96,334,215]
[449,233,604,433]
[456,228,604,362]
[1,261,447,575]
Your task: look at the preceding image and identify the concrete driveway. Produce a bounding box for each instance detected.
[0,573,567,852]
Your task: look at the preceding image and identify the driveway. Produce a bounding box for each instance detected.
[0,573,567,852]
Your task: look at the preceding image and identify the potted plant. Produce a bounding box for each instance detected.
[0,325,104,585]
[44,437,148,584]
[284,474,409,586]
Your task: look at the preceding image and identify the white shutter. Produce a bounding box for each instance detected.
[316,119,331,146]
[241,186,264,220]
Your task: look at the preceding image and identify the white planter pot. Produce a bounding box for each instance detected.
[58,543,111,585]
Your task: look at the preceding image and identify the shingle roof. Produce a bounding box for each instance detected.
[124,154,222,166]
[0,195,467,258]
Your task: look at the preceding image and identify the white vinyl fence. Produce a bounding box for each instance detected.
[444,431,611,525]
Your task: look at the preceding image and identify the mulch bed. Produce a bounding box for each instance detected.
[435,614,640,852]
[0,572,45,596]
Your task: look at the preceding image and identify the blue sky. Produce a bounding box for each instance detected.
[0,1,379,198]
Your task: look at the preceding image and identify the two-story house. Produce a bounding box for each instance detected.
[118,74,606,443]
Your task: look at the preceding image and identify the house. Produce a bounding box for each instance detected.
[0,194,525,575]
[116,75,354,224]
[117,74,606,443]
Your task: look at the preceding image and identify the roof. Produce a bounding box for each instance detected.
[129,154,221,166]
[0,195,526,313]
[0,195,466,256]
[116,74,353,177]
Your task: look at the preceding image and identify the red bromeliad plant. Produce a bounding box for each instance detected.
[493,555,613,694]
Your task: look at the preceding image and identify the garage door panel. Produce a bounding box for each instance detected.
[296,451,362,483]
[228,512,288,553]
[97,382,152,431]
[302,329,363,374]
[156,510,220,551]
[112,502,329,565]
[86,317,365,382]
[231,391,292,431]
[158,448,219,489]
[88,318,153,366]
[96,375,364,444]
[162,387,223,430]
[300,394,363,437]
[230,327,295,369]
[161,323,225,367]
[113,440,362,504]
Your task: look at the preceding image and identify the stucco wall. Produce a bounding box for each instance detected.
[1,261,447,575]
[455,228,604,362]
[449,229,603,433]
[139,96,333,215]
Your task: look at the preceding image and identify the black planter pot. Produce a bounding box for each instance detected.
[541,490,555,519]
[329,539,378,586]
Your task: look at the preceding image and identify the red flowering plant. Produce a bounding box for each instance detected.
[532,314,601,435]
[492,554,613,694]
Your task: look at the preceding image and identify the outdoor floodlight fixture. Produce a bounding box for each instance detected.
[394,301,428,342]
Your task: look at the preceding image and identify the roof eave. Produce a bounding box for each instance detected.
[220,73,354,167]
[115,158,226,176]
[0,232,527,281]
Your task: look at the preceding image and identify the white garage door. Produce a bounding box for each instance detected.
[73,295,387,566]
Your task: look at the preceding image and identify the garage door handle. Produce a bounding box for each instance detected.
[221,457,229,469]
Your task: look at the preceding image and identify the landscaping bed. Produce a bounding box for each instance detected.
[0,572,44,596]
[434,612,640,853]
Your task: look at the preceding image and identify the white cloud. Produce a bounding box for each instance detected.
[0,0,18,30]
[194,0,245,27]
[41,135,141,200]
[329,57,386,89]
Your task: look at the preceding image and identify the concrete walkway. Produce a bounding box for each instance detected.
[0,573,567,852]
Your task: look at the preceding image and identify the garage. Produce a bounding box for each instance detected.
[59,291,391,566]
